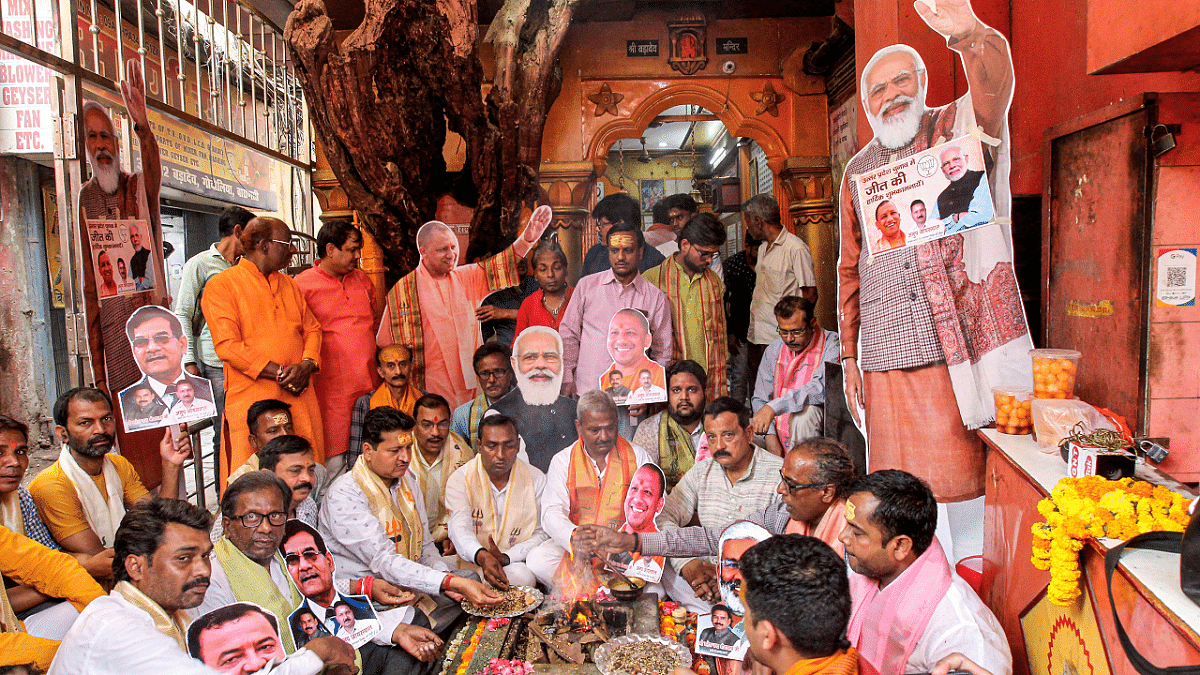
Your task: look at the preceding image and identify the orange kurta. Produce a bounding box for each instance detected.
[204,258,324,486]
[296,266,380,458]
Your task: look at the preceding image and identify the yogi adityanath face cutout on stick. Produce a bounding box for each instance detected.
[622,463,666,534]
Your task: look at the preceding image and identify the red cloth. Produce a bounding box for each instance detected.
[296,266,380,457]
[514,287,574,340]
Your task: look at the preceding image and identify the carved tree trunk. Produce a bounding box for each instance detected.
[285,0,580,278]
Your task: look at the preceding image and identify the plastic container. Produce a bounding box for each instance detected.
[1030,348,1081,399]
[993,386,1034,435]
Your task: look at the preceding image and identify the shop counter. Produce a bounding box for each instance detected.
[980,429,1200,675]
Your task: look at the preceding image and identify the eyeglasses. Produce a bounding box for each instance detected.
[777,326,813,339]
[231,511,287,528]
[477,368,510,381]
[691,246,720,261]
[779,470,825,492]
[132,332,175,349]
[269,238,295,249]
[283,548,324,566]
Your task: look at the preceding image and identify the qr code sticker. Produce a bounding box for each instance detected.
[1166,266,1187,288]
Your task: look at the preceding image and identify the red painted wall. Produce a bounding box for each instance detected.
[851,0,1200,196]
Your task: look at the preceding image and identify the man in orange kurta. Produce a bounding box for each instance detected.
[377,206,553,409]
[204,217,324,487]
[297,221,381,475]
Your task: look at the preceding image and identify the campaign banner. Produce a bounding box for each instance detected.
[852,135,995,257]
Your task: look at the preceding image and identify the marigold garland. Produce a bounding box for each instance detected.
[1031,475,1192,606]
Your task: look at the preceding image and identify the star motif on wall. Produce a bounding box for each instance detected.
[750,82,785,117]
[589,83,624,117]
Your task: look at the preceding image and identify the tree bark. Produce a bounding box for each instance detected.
[285,0,580,280]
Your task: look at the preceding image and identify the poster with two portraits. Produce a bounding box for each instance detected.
[186,519,383,673]
[117,305,217,432]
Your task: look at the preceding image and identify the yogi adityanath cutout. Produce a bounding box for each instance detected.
[378,206,552,409]
[870,201,906,254]
[601,308,666,404]
[607,463,667,584]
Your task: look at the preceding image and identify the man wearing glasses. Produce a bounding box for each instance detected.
[571,436,857,570]
[652,397,782,610]
[204,216,326,488]
[750,296,839,457]
[643,213,731,399]
[118,306,216,429]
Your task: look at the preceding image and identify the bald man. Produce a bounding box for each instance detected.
[378,207,552,409]
[203,216,325,487]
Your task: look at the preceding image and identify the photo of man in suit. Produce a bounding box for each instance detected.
[118,305,214,432]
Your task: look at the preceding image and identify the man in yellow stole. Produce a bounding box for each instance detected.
[527,390,650,588]
[445,414,548,589]
[319,407,501,630]
[409,394,474,557]
[377,206,552,409]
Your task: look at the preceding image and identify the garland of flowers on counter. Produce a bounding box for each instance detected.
[1031,475,1192,606]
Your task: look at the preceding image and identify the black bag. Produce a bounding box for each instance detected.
[1104,505,1200,675]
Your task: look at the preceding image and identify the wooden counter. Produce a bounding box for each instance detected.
[980,429,1200,675]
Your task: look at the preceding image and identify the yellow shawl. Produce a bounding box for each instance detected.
[214,537,304,653]
[114,580,189,650]
[351,456,424,561]
[463,455,538,552]
[411,432,474,541]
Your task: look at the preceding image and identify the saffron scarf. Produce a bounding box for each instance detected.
[656,413,697,493]
[772,330,826,451]
[553,438,637,592]
[370,382,421,416]
[214,537,303,653]
[652,257,729,398]
[846,537,953,675]
[783,648,861,675]
[784,499,847,557]
[466,392,489,450]
[462,455,538,553]
[57,447,125,548]
[351,456,424,562]
[0,579,21,636]
[114,580,190,651]
[410,432,474,539]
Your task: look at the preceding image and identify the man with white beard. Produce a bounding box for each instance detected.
[488,326,578,472]
[79,59,171,486]
[836,0,1030,563]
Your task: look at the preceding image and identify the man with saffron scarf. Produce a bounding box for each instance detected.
[838,471,1010,675]
[643,213,729,399]
[572,438,857,571]
[347,345,423,471]
[527,390,649,588]
[378,206,552,410]
[48,498,353,674]
[750,296,839,456]
[320,406,501,630]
